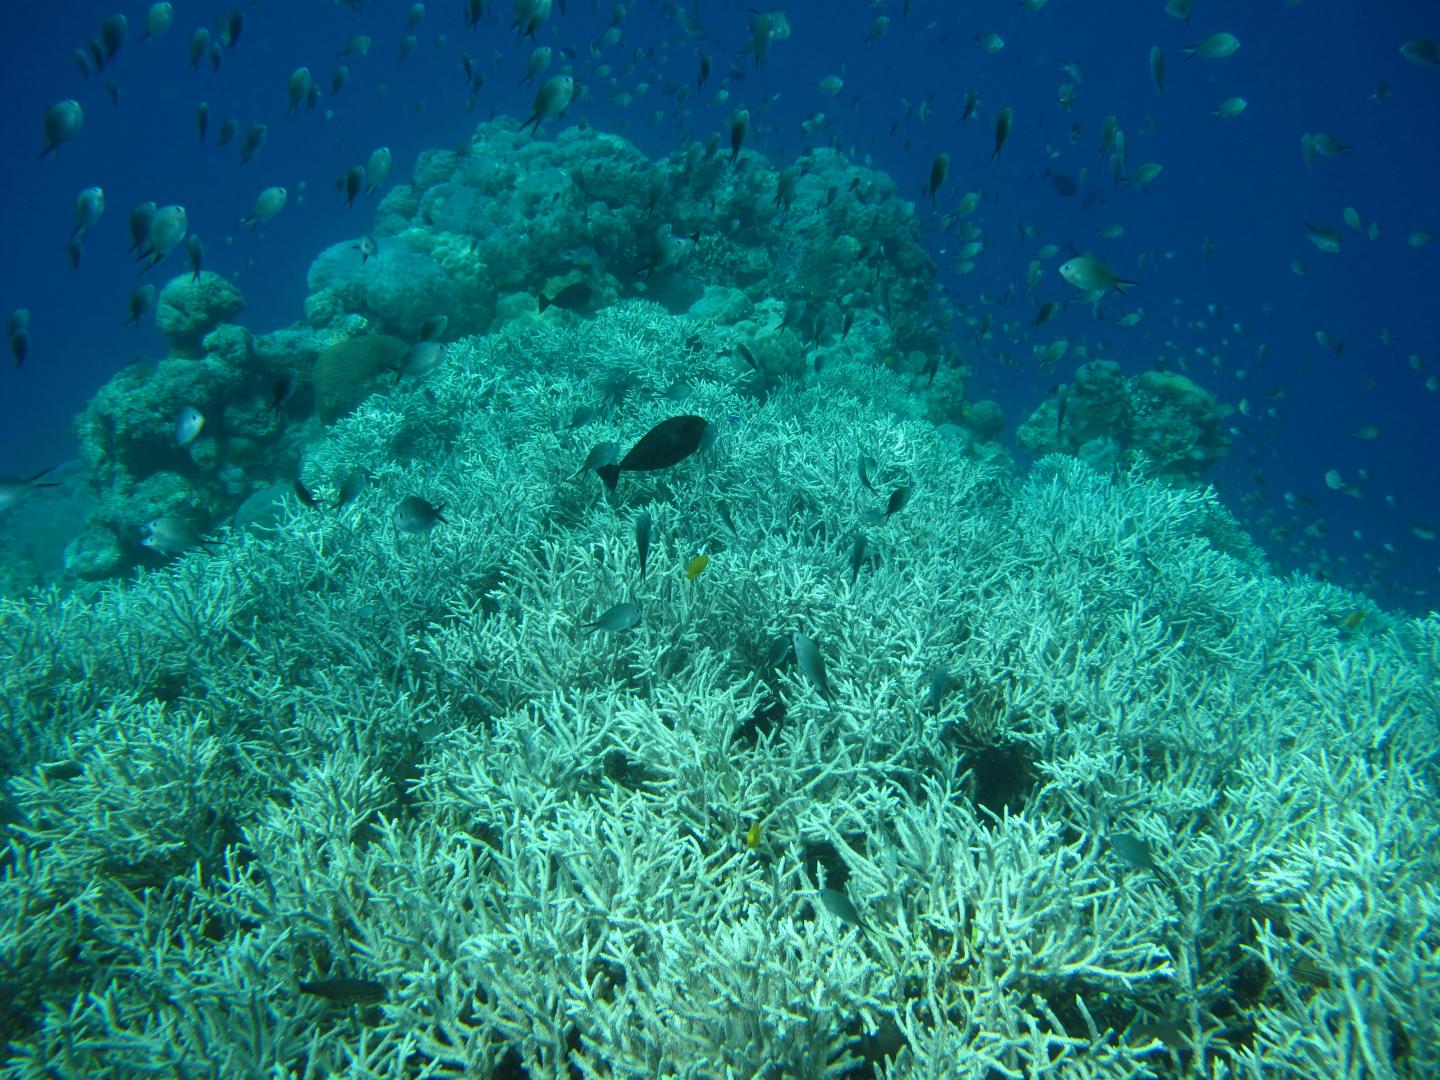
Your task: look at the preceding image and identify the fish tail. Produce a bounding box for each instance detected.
[596,464,621,491]
[537,292,552,313]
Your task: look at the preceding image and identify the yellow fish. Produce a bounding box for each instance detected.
[745,820,762,849]
[685,554,709,580]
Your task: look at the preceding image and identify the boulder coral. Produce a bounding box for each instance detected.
[303,120,947,362]
[311,334,408,422]
[154,271,245,356]
[1018,358,1230,480]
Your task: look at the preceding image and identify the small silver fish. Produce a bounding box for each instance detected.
[396,341,443,380]
[174,405,205,446]
[818,887,864,927]
[571,441,618,479]
[792,632,834,705]
[393,495,447,533]
[0,468,59,512]
[141,515,213,556]
[365,146,393,194]
[582,601,642,634]
[1108,832,1159,872]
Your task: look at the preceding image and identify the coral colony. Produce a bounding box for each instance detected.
[2,121,1438,1076]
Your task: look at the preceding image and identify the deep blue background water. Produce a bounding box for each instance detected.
[1,0,1436,610]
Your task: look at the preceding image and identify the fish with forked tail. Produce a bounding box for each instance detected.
[597,415,711,491]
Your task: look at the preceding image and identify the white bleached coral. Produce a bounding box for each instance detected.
[1,303,1436,1076]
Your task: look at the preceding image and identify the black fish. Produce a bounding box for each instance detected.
[538,281,592,313]
[1045,169,1078,196]
[635,510,652,578]
[597,415,710,491]
[340,165,364,207]
[298,977,385,1006]
[884,485,910,520]
[294,479,321,509]
[271,368,297,413]
[849,533,866,583]
[335,467,369,509]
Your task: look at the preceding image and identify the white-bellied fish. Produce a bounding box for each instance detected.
[1059,256,1135,294]
[142,3,174,41]
[1184,33,1240,60]
[582,601,642,634]
[393,495,447,533]
[365,147,393,194]
[0,468,59,511]
[238,186,286,228]
[174,405,205,446]
[1400,39,1439,66]
[792,632,834,706]
[141,516,214,557]
[524,75,574,136]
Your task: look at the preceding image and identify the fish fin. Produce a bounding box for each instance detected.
[537,292,552,313]
[596,464,621,491]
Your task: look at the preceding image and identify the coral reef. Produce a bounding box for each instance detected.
[60,121,979,586]
[311,333,408,422]
[1017,359,1232,481]
[304,121,947,364]
[65,320,328,579]
[154,271,245,357]
[3,304,1436,1077]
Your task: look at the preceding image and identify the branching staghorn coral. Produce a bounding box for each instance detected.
[0,303,1436,1077]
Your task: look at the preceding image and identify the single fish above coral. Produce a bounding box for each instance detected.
[0,468,59,512]
[393,495,447,533]
[582,601,642,634]
[596,415,711,491]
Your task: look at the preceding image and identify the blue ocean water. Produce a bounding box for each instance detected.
[0,0,1436,610]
